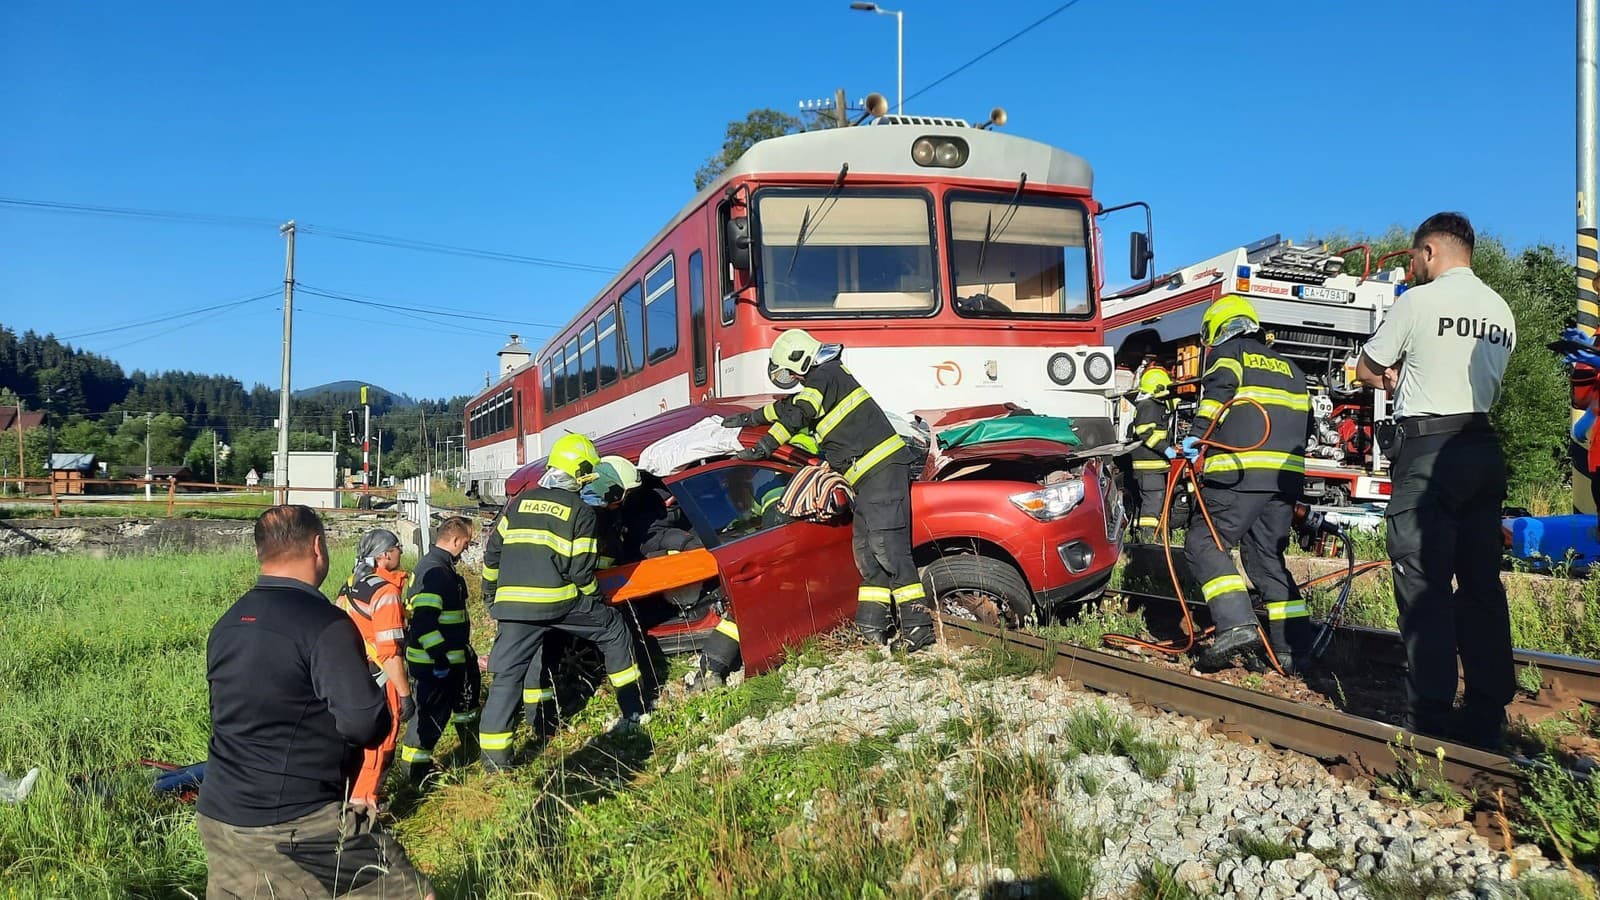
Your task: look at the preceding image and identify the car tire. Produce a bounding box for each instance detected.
[921,555,1034,628]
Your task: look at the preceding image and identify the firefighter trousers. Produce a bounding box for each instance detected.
[1385,429,1514,741]
[849,461,933,643]
[1133,467,1169,533]
[398,660,481,779]
[479,597,644,767]
[1183,487,1311,661]
[701,607,741,676]
[352,678,402,808]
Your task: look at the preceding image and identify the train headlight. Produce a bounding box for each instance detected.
[1046,352,1076,386]
[911,135,968,168]
[1085,352,1112,386]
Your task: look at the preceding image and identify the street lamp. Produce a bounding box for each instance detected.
[850,2,903,115]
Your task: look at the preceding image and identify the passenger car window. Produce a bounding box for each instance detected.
[670,465,794,542]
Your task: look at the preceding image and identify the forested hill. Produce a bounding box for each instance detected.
[0,326,469,482]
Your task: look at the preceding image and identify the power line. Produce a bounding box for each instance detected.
[100,299,277,353]
[902,0,1089,107]
[294,305,511,339]
[296,283,564,330]
[296,224,615,274]
[58,290,279,340]
[0,197,279,228]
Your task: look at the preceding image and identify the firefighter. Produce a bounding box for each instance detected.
[333,528,415,810]
[478,434,645,772]
[721,329,934,651]
[397,516,480,788]
[1128,366,1179,543]
[1180,295,1314,673]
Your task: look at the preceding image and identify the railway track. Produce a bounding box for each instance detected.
[941,617,1526,798]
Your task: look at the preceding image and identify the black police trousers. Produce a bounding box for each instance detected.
[1183,486,1311,660]
[1385,428,1515,740]
[479,596,643,767]
[850,460,933,642]
[399,659,481,776]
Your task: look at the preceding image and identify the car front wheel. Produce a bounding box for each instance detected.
[920,555,1035,629]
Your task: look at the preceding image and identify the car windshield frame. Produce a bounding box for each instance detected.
[751,186,941,320]
[943,190,1096,322]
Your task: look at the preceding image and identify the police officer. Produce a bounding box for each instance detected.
[722,329,934,651]
[1181,294,1313,673]
[1356,212,1515,748]
[397,516,480,787]
[1128,366,1179,543]
[478,434,645,772]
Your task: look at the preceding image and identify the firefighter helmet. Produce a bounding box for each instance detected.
[768,329,823,389]
[1137,366,1173,397]
[598,455,640,491]
[1201,294,1261,346]
[548,434,600,483]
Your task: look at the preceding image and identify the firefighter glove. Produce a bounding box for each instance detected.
[735,445,768,461]
[431,666,451,680]
[721,411,757,428]
[1180,436,1201,461]
[1562,327,1600,368]
[399,695,416,724]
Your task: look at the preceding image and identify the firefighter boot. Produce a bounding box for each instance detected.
[854,586,893,645]
[889,600,936,653]
[1264,600,1313,676]
[1196,625,1264,672]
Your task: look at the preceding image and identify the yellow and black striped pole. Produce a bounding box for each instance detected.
[1576,0,1599,512]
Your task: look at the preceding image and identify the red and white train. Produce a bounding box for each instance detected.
[465,112,1148,503]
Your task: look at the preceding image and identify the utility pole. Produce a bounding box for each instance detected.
[144,411,153,502]
[13,401,23,495]
[1578,0,1599,512]
[213,429,219,485]
[376,427,383,486]
[276,220,296,502]
[360,385,372,508]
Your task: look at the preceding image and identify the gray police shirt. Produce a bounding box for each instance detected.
[1360,266,1515,419]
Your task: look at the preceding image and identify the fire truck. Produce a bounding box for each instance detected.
[1103,235,1408,506]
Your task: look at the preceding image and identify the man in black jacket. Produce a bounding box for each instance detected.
[398,515,481,788]
[196,505,433,900]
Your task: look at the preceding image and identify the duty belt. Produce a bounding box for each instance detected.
[1398,412,1492,439]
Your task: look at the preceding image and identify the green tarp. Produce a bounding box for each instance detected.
[936,415,1081,450]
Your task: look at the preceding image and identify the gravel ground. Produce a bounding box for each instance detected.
[694,648,1575,900]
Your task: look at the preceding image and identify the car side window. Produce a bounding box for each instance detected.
[670,465,794,542]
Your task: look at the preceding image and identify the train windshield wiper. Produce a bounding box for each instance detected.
[785,163,849,279]
[975,172,1028,276]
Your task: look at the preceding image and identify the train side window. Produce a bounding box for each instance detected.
[645,255,678,365]
[563,337,581,399]
[542,360,554,412]
[552,352,566,407]
[620,281,645,376]
[719,202,738,326]
[597,305,619,387]
[689,250,708,385]
[580,322,599,395]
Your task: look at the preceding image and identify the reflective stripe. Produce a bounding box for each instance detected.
[375,628,405,642]
[815,387,871,441]
[452,710,479,724]
[769,422,793,444]
[576,580,598,596]
[1266,600,1310,621]
[397,745,432,764]
[409,592,444,610]
[1142,429,1169,449]
[1231,386,1310,412]
[1134,516,1160,527]
[494,584,579,604]
[761,404,780,423]
[892,583,926,603]
[714,618,740,641]
[858,586,892,604]
[438,609,467,625]
[479,731,513,750]
[406,647,436,664]
[1196,399,1223,420]
[1205,357,1243,381]
[1133,422,1157,434]
[418,630,445,649]
[608,664,641,688]
[524,687,554,703]
[1132,459,1169,470]
[1201,574,1249,602]
[843,434,906,485]
[446,649,467,664]
[501,528,598,557]
[481,566,498,583]
[795,387,824,413]
[1202,451,1306,476]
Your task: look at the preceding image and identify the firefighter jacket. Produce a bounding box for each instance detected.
[1129,397,1176,474]
[755,360,906,486]
[404,545,472,668]
[1191,335,1310,493]
[482,485,600,622]
[334,567,408,668]
[618,476,698,562]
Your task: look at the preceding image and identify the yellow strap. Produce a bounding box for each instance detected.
[1132,459,1169,470]
[494,584,580,604]
[409,592,444,610]
[523,687,554,703]
[857,586,892,603]
[769,422,793,444]
[608,664,642,688]
[891,583,926,603]
[1201,574,1248,602]
[437,609,467,625]
[501,528,598,557]
[418,630,445,648]
[1204,357,1243,381]
[479,731,513,750]
[795,387,824,413]
[1132,422,1157,434]
[481,565,498,583]
[843,434,906,485]
[1196,399,1223,420]
[1202,451,1306,476]
[815,387,871,441]
[1265,600,1310,620]
[1231,386,1310,412]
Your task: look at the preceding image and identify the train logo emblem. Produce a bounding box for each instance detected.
[985,360,998,382]
[933,361,962,386]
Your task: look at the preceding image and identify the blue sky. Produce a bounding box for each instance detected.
[0,0,1579,403]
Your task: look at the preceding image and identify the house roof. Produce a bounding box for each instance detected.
[0,409,45,432]
[48,453,97,472]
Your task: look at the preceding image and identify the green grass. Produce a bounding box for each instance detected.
[1133,860,1206,900]
[1357,868,1463,900]
[1036,596,1149,648]
[1061,703,1175,779]
[1231,832,1297,862]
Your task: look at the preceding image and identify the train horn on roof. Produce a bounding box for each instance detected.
[976,107,1008,130]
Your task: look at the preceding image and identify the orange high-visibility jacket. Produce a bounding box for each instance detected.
[335,568,408,665]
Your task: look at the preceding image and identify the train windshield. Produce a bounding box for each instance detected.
[946,193,1094,320]
[755,189,938,316]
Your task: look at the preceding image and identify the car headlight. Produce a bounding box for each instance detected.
[1085,352,1112,385]
[1046,352,1076,386]
[1010,477,1086,521]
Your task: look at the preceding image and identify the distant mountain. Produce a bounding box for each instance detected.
[293,381,417,408]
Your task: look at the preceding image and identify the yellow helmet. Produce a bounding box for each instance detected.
[1201,294,1260,346]
[597,455,640,491]
[548,433,600,483]
[1137,366,1173,397]
[768,329,823,389]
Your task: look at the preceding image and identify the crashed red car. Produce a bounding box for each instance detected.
[501,400,1126,675]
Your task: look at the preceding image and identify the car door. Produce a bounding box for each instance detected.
[667,460,858,674]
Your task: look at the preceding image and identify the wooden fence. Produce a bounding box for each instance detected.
[0,477,403,519]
